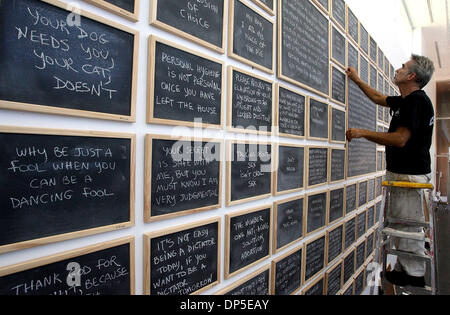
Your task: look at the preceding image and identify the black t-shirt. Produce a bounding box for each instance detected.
[386,90,434,175]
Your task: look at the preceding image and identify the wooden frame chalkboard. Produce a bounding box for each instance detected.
[359,22,369,57]
[326,222,344,265]
[344,182,358,215]
[306,146,329,189]
[214,264,271,295]
[302,274,325,295]
[342,246,356,286]
[0,0,139,122]
[307,97,329,141]
[228,0,275,74]
[358,180,368,208]
[0,236,136,295]
[227,66,274,135]
[328,187,345,225]
[303,232,327,284]
[346,5,358,46]
[369,35,378,64]
[356,208,367,240]
[225,205,272,279]
[144,134,223,222]
[0,126,135,254]
[305,189,329,236]
[226,140,273,206]
[273,195,305,254]
[275,83,307,139]
[143,217,221,295]
[325,260,343,295]
[278,0,330,98]
[273,143,305,196]
[150,0,225,54]
[271,244,303,295]
[251,0,275,16]
[330,24,347,70]
[84,0,140,21]
[329,148,346,184]
[147,36,225,129]
[329,106,346,144]
[330,65,347,107]
[330,0,346,32]
[312,0,330,15]
[344,213,357,250]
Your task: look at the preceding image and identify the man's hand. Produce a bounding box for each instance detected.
[346,128,365,142]
[346,67,359,82]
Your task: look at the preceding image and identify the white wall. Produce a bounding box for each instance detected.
[0,0,415,295]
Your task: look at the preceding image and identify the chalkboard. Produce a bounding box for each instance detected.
[367,178,375,202]
[378,48,384,71]
[307,191,327,234]
[148,37,224,128]
[0,127,134,254]
[150,0,225,53]
[0,0,138,121]
[370,64,378,90]
[303,277,324,295]
[308,98,329,140]
[376,176,383,197]
[357,211,366,239]
[314,0,329,13]
[226,206,272,278]
[375,201,381,223]
[331,66,347,106]
[0,237,134,295]
[377,72,384,93]
[345,183,357,214]
[356,241,366,269]
[84,0,139,21]
[346,6,358,44]
[344,215,356,249]
[384,56,390,77]
[331,107,346,142]
[144,217,220,295]
[354,270,364,295]
[369,36,377,63]
[331,0,346,30]
[274,196,305,253]
[251,0,275,15]
[227,141,272,206]
[359,23,369,56]
[367,205,375,229]
[279,0,329,97]
[343,249,355,284]
[366,232,374,256]
[360,55,369,85]
[347,42,359,72]
[325,261,342,295]
[330,149,346,183]
[342,281,354,295]
[230,0,274,73]
[377,151,383,171]
[228,67,273,134]
[275,145,304,194]
[272,246,302,295]
[327,224,343,263]
[276,85,306,138]
[358,181,367,207]
[347,80,376,177]
[331,26,346,68]
[329,188,344,223]
[145,136,222,222]
[216,265,271,295]
[304,234,326,282]
[307,147,328,188]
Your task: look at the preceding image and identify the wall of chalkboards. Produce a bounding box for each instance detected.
[0,0,396,296]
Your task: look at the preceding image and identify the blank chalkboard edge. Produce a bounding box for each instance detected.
[214,264,272,295]
[302,231,327,285]
[224,205,272,280]
[149,0,225,54]
[228,0,275,75]
[226,66,274,135]
[326,222,345,266]
[143,216,221,295]
[0,236,136,293]
[305,189,329,237]
[305,146,329,190]
[270,244,303,295]
[250,0,275,16]
[306,96,330,142]
[146,36,225,128]
[273,195,306,254]
[302,274,325,295]
[83,0,140,22]
[144,134,223,223]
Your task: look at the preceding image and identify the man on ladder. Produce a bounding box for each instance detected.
[345,54,435,289]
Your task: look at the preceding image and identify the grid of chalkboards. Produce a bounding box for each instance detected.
[0,0,393,296]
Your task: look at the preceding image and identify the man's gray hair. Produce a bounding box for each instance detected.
[408,54,435,89]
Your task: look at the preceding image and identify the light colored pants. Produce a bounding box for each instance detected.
[385,171,432,277]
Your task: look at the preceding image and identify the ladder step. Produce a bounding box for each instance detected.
[385,248,432,261]
[385,218,430,228]
[381,228,426,241]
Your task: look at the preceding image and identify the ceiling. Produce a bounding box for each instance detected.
[402,0,450,81]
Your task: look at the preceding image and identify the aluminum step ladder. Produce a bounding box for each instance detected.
[370,181,436,295]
